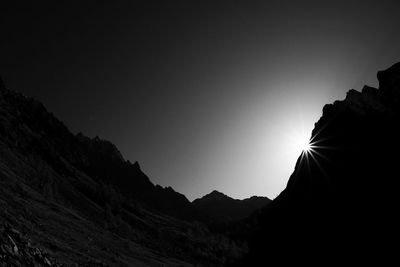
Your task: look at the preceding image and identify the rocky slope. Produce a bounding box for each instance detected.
[238,63,400,265]
[192,191,271,222]
[0,79,202,222]
[0,79,247,266]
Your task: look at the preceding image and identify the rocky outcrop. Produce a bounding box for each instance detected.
[238,62,400,265]
[0,224,61,266]
[193,190,271,222]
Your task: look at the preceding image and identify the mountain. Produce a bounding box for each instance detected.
[193,190,271,222]
[237,63,400,265]
[0,79,247,266]
[4,60,397,266]
[0,81,202,222]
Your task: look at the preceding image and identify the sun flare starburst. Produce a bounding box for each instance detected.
[302,141,312,153]
[298,132,335,179]
[284,130,314,157]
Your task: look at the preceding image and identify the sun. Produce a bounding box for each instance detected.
[285,130,313,156]
[302,141,312,153]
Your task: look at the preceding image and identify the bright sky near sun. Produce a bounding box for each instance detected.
[2,1,400,200]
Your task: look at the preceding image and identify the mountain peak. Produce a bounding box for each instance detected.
[133,160,141,169]
[377,62,400,105]
[193,190,231,202]
[208,190,230,198]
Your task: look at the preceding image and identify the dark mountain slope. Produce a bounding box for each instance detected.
[0,80,246,266]
[193,190,271,222]
[0,82,201,221]
[238,63,400,265]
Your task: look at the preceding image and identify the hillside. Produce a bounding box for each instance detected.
[0,79,204,222]
[0,79,247,266]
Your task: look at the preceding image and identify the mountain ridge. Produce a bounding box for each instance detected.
[0,77,250,266]
[238,62,400,265]
[0,80,202,221]
[194,190,269,202]
[193,190,271,222]
[1,74,276,265]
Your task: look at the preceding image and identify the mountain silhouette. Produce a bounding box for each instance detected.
[2,62,399,265]
[236,62,400,265]
[193,190,271,222]
[0,80,202,222]
[0,79,250,266]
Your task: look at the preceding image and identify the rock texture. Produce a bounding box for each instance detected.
[238,63,400,265]
[0,223,61,266]
[193,191,271,222]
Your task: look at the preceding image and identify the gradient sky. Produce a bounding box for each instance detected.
[1,0,400,200]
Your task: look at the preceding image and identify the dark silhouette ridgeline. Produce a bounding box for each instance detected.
[193,190,271,222]
[237,62,400,265]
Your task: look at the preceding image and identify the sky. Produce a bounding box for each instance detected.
[1,0,400,200]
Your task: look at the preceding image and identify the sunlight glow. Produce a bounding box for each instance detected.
[298,130,336,180]
[303,141,312,152]
[284,130,313,158]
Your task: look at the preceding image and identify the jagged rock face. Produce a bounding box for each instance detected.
[240,63,400,265]
[193,191,271,222]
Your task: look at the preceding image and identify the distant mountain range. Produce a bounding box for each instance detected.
[193,190,271,222]
[0,76,269,266]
